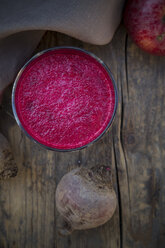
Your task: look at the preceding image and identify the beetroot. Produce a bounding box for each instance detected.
[0,133,18,179]
[55,165,117,234]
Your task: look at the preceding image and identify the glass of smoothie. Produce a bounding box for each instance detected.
[12,47,117,151]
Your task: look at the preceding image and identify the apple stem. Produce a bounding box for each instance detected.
[157,32,165,41]
[162,15,165,24]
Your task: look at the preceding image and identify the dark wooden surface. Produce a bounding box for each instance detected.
[0,25,165,248]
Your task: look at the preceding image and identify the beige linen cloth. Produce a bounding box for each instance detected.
[0,0,125,102]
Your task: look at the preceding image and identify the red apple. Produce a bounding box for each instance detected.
[124,0,165,56]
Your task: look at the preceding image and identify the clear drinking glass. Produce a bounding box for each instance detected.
[12,47,118,152]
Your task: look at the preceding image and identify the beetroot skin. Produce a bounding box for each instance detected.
[124,0,165,55]
[55,165,117,234]
[0,133,18,179]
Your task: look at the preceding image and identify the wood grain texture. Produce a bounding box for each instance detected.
[0,25,165,248]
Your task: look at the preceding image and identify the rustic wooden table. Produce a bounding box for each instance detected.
[0,25,165,248]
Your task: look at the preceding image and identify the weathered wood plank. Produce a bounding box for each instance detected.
[0,28,123,248]
[119,35,165,248]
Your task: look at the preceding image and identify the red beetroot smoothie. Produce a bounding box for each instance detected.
[13,48,117,150]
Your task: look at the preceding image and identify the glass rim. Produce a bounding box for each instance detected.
[12,46,118,152]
